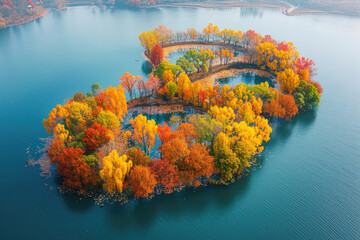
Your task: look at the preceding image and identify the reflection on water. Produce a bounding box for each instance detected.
[216,72,275,87]
[107,172,252,232]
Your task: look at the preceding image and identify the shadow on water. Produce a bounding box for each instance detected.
[265,110,317,149]
[54,176,95,214]
[46,108,316,229]
[141,61,153,75]
[106,172,252,232]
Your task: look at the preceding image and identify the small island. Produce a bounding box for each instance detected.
[42,24,322,202]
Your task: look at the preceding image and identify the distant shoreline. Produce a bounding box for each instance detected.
[6,9,50,28]
[141,1,360,17]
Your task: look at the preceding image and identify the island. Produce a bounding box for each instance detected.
[42,24,322,202]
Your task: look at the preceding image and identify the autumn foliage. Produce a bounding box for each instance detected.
[42,24,322,201]
[150,43,164,66]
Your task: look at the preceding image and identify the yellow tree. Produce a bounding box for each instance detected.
[96,110,120,130]
[177,72,191,99]
[189,81,202,106]
[200,48,215,69]
[203,23,219,42]
[139,30,160,54]
[162,69,175,84]
[277,68,300,94]
[208,106,235,126]
[43,104,69,134]
[65,101,92,134]
[99,150,133,193]
[130,114,158,154]
[237,101,256,124]
[97,85,128,121]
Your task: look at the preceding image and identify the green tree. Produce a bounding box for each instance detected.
[176,57,195,74]
[91,83,103,96]
[294,80,320,111]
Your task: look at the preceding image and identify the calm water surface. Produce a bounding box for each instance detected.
[0,6,360,239]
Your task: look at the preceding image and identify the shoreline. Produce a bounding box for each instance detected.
[142,1,360,17]
[195,68,275,88]
[6,9,50,28]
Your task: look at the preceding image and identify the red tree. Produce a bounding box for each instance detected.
[263,95,298,121]
[151,158,180,193]
[57,147,100,192]
[278,94,298,121]
[147,75,161,95]
[277,41,290,51]
[177,143,214,183]
[129,165,157,198]
[83,123,111,153]
[157,121,174,145]
[261,35,277,44]
[150,43,164,66]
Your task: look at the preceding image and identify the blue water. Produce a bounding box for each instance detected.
[216,72,275,87]
[0,6,360,239]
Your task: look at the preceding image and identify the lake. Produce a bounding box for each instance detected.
[0,6,360,239]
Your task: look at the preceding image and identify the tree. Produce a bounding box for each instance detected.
[263,98,285,119]
[278,94,298,120]
[175,123,199,145]
[256,42,299,73]
[43,104,69,134]
[96,85,127,121]
[65,101,92,134]
[129,165,157,198]
[187,28,198,40]
[183,49,210,73]
[177,143,214,183]
[130,114,158,154]
[261,34,277,44]
[155,25,174,45]
[150,158,180,193]
[294,80,320,111]
[293,57,317,81]
[72,92,87,102]
[83,123,111,153]
[150,43,164,66]
[277,69,300,94]
[200,48,215,69]
[96,110,120,130]
[157,121,174,145]
[162,69,175,84]
[119,72,138,100]
[165,81,178,99]
[176,72,191,99]
[147,75,161,95]
[57,147,100,192]
[91,83,103,96]
[161,138,190,164]
[126,147,151,166]
[213,132,240,181]
[208,106,235,125]
[187,114,223,144]
[154,60,182,80]
[252,82,277,102]
[99,150,133,193]
[139,30,160,54]
[47,123,71,164]
[202,23,219,42]
[176,57,195,74]
[242,30,262,48]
